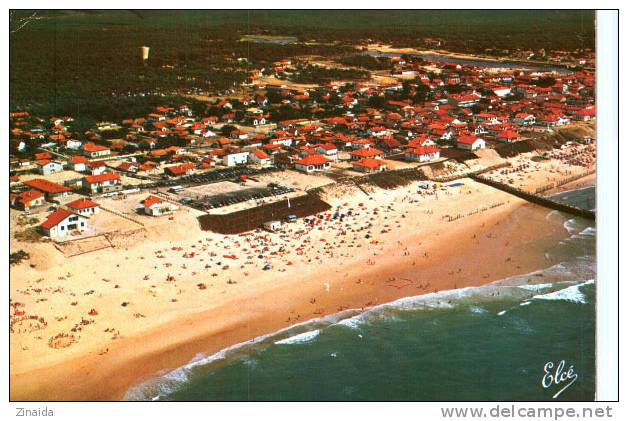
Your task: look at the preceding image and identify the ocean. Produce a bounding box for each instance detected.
[125,186,596,402]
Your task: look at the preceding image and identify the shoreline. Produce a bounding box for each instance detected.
[10,170,596,401]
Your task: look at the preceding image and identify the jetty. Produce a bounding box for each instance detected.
[470,174,595,221]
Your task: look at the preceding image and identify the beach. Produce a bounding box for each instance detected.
[9,147,595,401]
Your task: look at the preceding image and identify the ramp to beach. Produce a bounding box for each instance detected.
[469,174,595,220]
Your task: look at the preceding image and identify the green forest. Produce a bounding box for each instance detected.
[10,10,595,123]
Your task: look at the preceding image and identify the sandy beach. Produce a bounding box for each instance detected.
[9,145,596,401]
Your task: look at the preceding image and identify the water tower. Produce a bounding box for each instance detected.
[140,46,150,66]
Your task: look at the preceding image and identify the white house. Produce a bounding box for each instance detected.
[141,195,179,216]
[222,151,250,167]
[87,161,107,175]
[294,154,331,173]
[40,208,88,238]
[315,144,338,161]
[70,156,89,172]
[513,113,536,126]
[82,173,122,194]
[352,158,387,173]
[65,198,100,216]
[456,136,486,150]
[37,160,64,175]
[249,150,271,166]
[82,143,111,158]
[404,146,441,163]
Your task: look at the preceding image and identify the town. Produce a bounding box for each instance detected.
[10,50,595,241]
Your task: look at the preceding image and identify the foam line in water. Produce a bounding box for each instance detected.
[274,330,320,345]
[532,279,594,304]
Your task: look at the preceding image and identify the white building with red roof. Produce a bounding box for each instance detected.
[65,198,100,216]
[352,158,388,173]
[248,149,271,166]
[350,148,384,161]
[141,195,179,216]
[40,208,88,238]
[294,154,331,173]
[404,146,441,163]
[23,178,72,199]
[496,130,522,143]
[456,136,486,150]
[82,143,111,158]
[82,173,122,194]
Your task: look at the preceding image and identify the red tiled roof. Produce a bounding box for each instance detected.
[457,136,480,145]
[351,148,383,158]
[12,189,44,206]
[66,198,100,210]
[405,146,440,154]
[353,158,386,169]
[24,179,72,194]
[253,150,269,159]
[84,173,120,184]
[295,154,330,166]
[71,156,89,164]
[142,195,163,207]
[83,143,110,152]
[497,130,520,139]
[41,208,80,230]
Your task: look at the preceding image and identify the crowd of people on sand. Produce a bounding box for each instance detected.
[484,143,595,190]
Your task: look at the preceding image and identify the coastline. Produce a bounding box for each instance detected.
[10,169,596,401]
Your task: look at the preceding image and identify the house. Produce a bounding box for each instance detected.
[36,160,64,175]
[573,106,595,121]
[222,151,250,167]
[164,163,195,177]
[404,146,441,163]
[82,143,111,158]
[87,160,107,175]
[352,158,387,173]
[23,179,72,199]
[496,130,522,143]
[117,161,140,173]
[350,148,384,161]
[513,113,536,126]
[10,189,45,211]
[457,136,486,150]
[65,198,100,216]
[141,195,179,216]
[249,149,271,166]
[315,144,338,160]
[294,154,331,173]
[40,208,88,238]
[82,173,122,194]
[70,156,89,172]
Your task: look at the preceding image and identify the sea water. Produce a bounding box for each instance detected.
[125,186,596,401]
